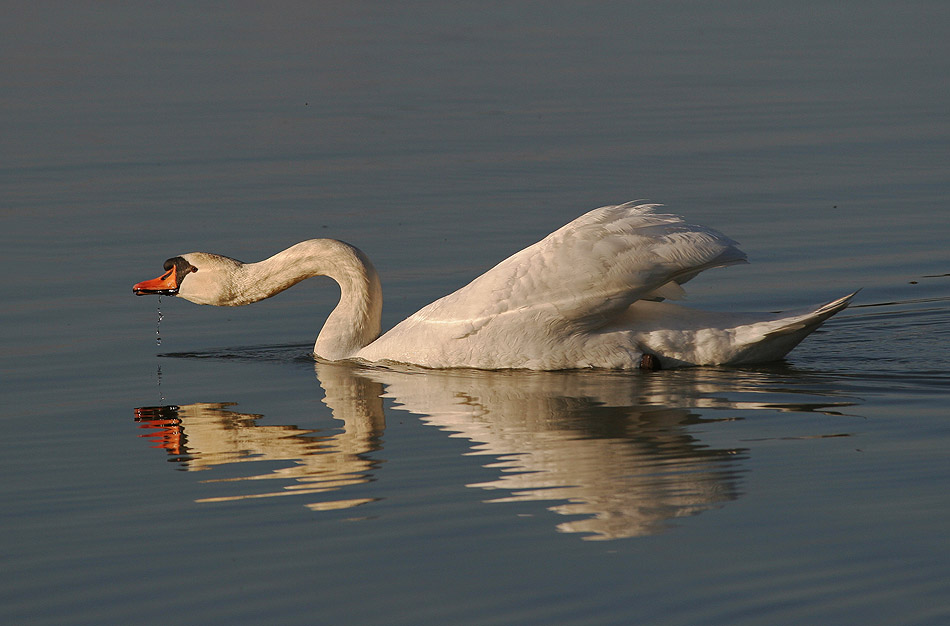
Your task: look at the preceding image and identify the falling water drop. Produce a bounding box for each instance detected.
[155,296,164,346]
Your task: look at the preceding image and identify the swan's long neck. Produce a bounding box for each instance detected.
[231,239,382,360]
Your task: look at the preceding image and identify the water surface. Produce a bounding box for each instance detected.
[2,3,949,625]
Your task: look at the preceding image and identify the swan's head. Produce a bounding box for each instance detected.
[133,253,245,305]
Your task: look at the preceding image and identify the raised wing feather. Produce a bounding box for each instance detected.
[412,202,747,332]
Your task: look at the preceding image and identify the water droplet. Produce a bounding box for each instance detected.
[155,296,163,346]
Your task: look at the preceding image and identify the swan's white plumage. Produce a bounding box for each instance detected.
[355,203,752,369]
[406,203,745,325]
[136,202,854,370]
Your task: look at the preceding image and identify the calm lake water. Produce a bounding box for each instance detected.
[3,3,949,624]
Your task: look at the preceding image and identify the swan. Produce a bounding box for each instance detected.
[132,202,855,370]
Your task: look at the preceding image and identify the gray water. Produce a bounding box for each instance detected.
[3,2,949,624]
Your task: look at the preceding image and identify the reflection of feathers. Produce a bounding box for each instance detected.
[363,365,746,540]
[135,361,855,541]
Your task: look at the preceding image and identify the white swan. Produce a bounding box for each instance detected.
[133,202,854,370]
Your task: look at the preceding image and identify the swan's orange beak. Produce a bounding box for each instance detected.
[133,266,180,296]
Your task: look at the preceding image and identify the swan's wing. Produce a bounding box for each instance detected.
[413,202,746,332]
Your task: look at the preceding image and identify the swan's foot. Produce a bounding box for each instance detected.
[639,354,662,371]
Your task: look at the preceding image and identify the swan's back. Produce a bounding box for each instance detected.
[413,202,745,328]
[357,203,749,369]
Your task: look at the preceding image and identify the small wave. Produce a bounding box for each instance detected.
[799,294,950,392]
[161,343,314,363]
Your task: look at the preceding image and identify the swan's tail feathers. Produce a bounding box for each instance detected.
[728,291,858,364]
[762,291,858,339]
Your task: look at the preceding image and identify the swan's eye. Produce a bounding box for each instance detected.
[190,265,198,273]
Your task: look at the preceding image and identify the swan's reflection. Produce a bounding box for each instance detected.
[134,366,385,512]
[358,365,750,539]
[135,360,857,539]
